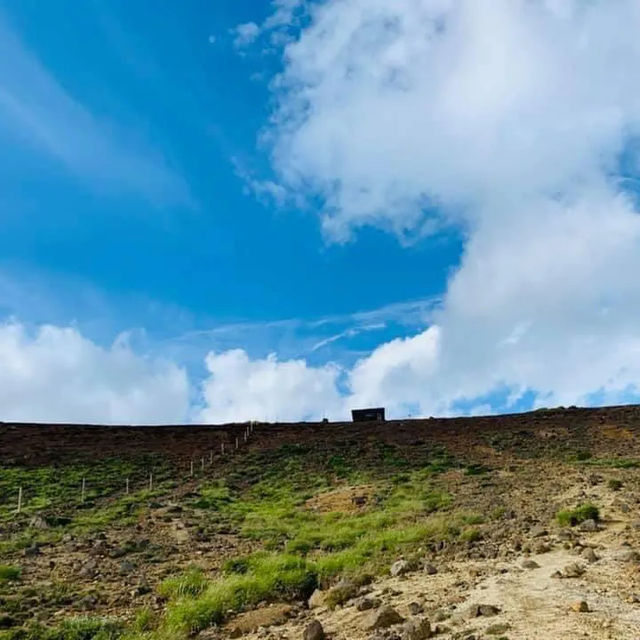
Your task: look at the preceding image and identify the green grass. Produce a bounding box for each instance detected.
[157,567,207,600]
[0,565,20,582]
[0,617,123,640]
[556,503,600,527]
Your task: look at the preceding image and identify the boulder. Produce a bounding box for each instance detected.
[390,560,410,577]
[366,605,405,630]
[401,617,432,640]
[303,620,325,640]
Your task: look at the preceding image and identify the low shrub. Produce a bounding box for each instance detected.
[556,503,600,527]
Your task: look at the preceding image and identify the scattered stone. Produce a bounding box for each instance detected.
[616,550,640,563]
[529,525,548,538]
[119,560,135,575]
[29,516,49,530]
[390,560,411,577]
[308,589,325,609]
[303,620,325,640]
[582,547,598,563]
[558,563,585,578]
[485,622,510,635]
[521,559,540,569]
[365,605,405,630]
[468,604,500,618]
[570,600,589,613]
[534,542,551,554]
[579,519,599,532]
[407,602,423,615]
[423,564,438,575]
[326,579,358,608]
[401,617,432,640]
[23,544,40,557]
[356,597,381,612]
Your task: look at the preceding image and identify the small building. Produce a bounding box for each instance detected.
[351,407,385,422]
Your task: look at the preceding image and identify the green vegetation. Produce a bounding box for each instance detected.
[607,478,623,491]
[556,503,600,527]
[0,565,20,582]
[1,439,486,640]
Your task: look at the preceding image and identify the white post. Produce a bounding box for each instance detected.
[244,430,247,443]
[17,487,22,514]
[209,450,213,464]
[221,442,225,455]
[201,457,205,472]
[81,478,86,503]
[125,477,130,495]
[235,437,239,450]
[190,460,194,477]
[149,472,153,492]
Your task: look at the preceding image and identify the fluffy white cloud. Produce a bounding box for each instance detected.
[243,0,640,417]
[269,0,640,240]
[0,322,189,424]
[196,349,343,423]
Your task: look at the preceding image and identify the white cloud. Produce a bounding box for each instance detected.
[240,0,640,416]
[232,22,261,49]
[196,349,343,423]
[0,14,190,207]
[0,322,189,424]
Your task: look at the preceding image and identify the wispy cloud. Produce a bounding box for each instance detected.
[0,13,191,207]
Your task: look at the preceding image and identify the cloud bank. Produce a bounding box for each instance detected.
[0,322,189,424]
[226,0,640,418]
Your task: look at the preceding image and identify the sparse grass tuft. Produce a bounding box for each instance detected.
[158,567,207,600]
[556,503,600,527]
[0,565,20,582]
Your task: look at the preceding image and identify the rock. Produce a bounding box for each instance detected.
[308,589,325,609]
[529,526,548,538]
[582,548,598,563]
[579,519,599,532]
[326,579,358,608]
[534,542,551,554]
[390,560,411,577]
[423,564,438,575]
[468,604,500,618]
[356,597,381,612]
[29,516,49,529]
[303,620,325,640]
[485,623,510,635]
[570,600,589,612]
[78,558,98,578]
[23,544,40,557]
[560,562,585,578]
[401,617,432,640]
[366,605,405,630]
[119,560,135,575]
[616,550,640,563]
[521,559,540,569]
[407,602,423,615]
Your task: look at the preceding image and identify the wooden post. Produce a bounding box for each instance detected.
[190,460,194,477]
[235,437,239,450]
[201,457,205,472]
[221,442,225,455]
[17,486,22,514]
[81,478,86,504]
[125,477,130,495]
[244,429,247,443]
[209,450,213,464]
[149,472,153,492]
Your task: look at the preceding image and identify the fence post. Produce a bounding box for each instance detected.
[81,478,86,504]
[235,437,239,450]
[201,457,205,472]
[125,477,130,495]
[209,450,213,464]
[221,442,225,455]
[190,460,194,477]
[149,472,153,492]
[16,486,22,514]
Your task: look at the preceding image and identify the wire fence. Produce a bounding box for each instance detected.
[2,422,257,518]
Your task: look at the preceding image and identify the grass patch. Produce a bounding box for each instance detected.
[556,503,600,527]
[0,565,20,582]
[158,567,207,600]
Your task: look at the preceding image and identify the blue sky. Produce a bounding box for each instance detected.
[2,0,640,424]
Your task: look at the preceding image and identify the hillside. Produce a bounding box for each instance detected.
[0,405,639,639]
